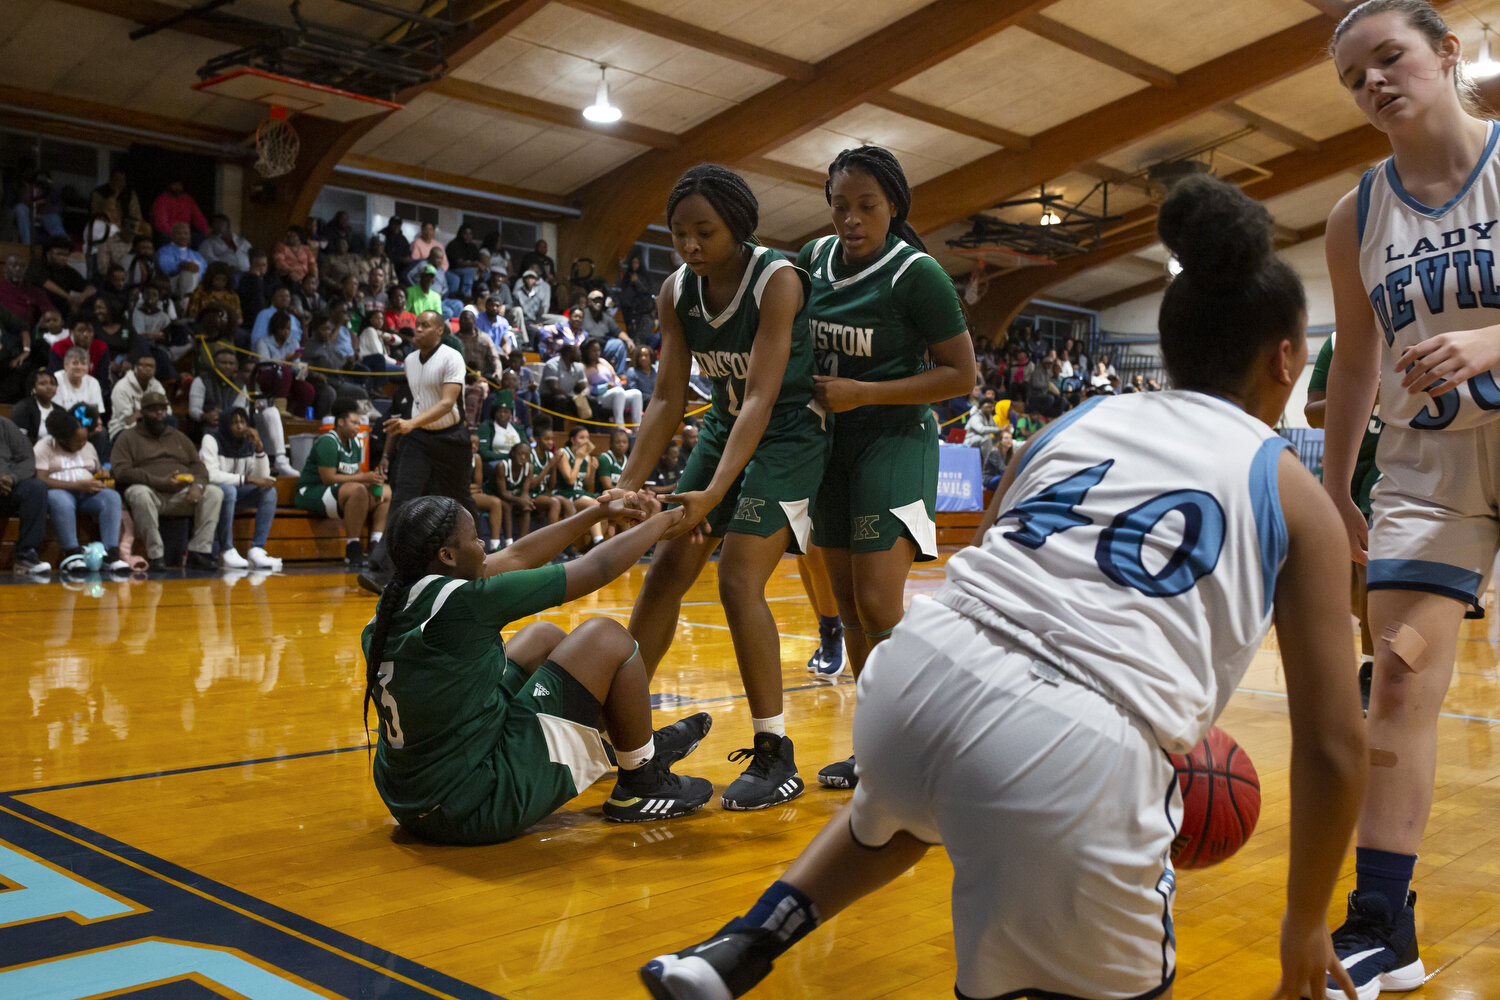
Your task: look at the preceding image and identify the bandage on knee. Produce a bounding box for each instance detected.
[1369,748,1399,768]
[1380,622,1427,670]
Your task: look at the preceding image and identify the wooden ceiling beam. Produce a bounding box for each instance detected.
[1078,160,1152,193]
[0,84,243,146]
[561,0,1060,268]
[53,0,262,47]
[1020,14,1177,89]
[1301,0,1354,21]
[905,15,1358,237]
[555,0,817,81]
[1222,102,1320,152]
[740,157,829,189]
[428,76,679,148]
[337,153,569,210]
[868,93,1032,149]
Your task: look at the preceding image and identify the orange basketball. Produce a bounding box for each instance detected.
[1168,726,1260,869]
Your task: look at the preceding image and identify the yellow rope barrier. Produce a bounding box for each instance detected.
[196,336,712,431]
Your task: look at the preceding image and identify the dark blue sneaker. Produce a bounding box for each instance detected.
[721,733,803,811]
[1327,890,1423,1000]
[640,925,779,999]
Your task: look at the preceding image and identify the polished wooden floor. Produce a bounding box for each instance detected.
[3,555,1499,1000]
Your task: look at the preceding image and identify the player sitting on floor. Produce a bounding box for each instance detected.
[360,491,714,845]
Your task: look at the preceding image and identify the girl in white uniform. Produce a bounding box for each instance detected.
[639,177,1367,1000]
[1323,3,1500,996]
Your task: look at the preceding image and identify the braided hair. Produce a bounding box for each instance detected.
[825,145,925,251]
[666,164,759,245]
[362,496,464,742]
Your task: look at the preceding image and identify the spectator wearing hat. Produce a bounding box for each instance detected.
[582,289,631,371]
[113,390,223,572]
[406,264,445,317]
[35,406,130,574]
[513,269,548,329]
[0,413,50,574]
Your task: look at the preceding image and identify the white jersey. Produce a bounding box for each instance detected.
[1359,119,1500,431]
[404,343,465,431]
[940,391,1290,753]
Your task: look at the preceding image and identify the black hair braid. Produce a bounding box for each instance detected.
[666,164,760,245]
[361,496,463,744]
[826,145,925,251]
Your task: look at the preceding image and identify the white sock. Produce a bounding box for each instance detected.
[616,739,655,771]
[752,714,786,738]
[347,537,360,546]
[370,532,383,544]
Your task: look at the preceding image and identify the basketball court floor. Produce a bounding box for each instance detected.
[3,552,1498,999]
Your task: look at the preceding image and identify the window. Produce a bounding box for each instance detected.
[311,186,369,244]
[627,242,677,295]
[460,212,501,242]
[500,219,540,268]
[393,200,440,226]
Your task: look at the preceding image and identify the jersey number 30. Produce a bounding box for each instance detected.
[1000,459,1226,598]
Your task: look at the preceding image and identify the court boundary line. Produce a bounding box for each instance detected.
[0,797,511,1000]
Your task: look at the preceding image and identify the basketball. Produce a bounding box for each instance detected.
[1169,727,1261,869]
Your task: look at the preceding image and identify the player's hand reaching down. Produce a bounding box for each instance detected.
[659,490,714,541]
[599,489,653,525]
[1272,916,1358,1000]
[1396,324,1500,397]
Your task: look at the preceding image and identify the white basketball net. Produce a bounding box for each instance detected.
[254,115,300,178]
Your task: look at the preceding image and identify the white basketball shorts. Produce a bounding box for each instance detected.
[1368,420,1500,611]
[849,596,1179,1000]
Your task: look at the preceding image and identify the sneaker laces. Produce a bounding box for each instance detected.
[727,741,776,779]
[1331,894,1392,952]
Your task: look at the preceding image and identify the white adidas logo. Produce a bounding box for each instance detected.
[688,306,702,318]
[532,682,550,697]
[634,798,679,815]
[777,779,799,798]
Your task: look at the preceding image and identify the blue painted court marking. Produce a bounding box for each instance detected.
[4,745,371,797]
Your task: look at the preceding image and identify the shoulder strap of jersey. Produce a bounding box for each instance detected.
[889,247,937,288]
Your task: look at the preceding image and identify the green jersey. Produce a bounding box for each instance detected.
[1308,335,1383,516]
[799,233,968,428]
[596,449,626,486]
[361,565,567,819]
[297,430,362,493]
[671,244,815,423]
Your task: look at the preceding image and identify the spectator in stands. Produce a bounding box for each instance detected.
[455,306,501,423]
[321,236,363,289]
[477,398,524,468]
[109,352,164,439]
[150,179,209,241]
[0,254,54,329]
[250,286,302,346]
[536,306,587,361]
[408,263,460,318]
[123,234,157,290]
[358,309,404,376]
[47,318,107,376]
[363,267,390,315]
[581,337,641,428]
[474,294,515,353]
[383,286,417,339]
[35,309,67,352]
[295,397,388,567]
[202,407,281,571]
[380,218,410,271]
[323,210,359,253]
[93,265,131,320]
[189,345,296,476]
[56,347,105,416]
[89,297,131,359]
[362,235,388,282]
[300,312,360,418]
[0,413,50,574]
[541,341,586,419]
[238,250,274,331]
[91,169,148,240]
[198,213,251,275]
[290,271,324,326]
[1089,359,1114,392]
[35,406,129,574]
[617,252,655,344]
[129,283,179,379]
[446,225,484,299]
[156,223,207,310]
[514,269,548,329]
[465,429,509,549]
[625,344,657,408]
[582,289,631,370]
[253,311,316,416]
[11,369,57,443]
[272,226,317,286]
[409,221,442,268]
[113,391,224,571]
[0,315,33,405]
[964,399,1001,455]
[647,440,683,490]
[982,426,1014,491]
[29,238,96,315]
[187,262,243,330]
[679,423,698,465]
[519,239,557,291]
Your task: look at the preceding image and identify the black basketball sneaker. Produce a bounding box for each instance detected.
[721,733,803,811]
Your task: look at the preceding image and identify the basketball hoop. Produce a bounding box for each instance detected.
[253,106,299,178]
[963,260,992,305]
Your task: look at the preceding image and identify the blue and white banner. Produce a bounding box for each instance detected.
[937,444,983,512]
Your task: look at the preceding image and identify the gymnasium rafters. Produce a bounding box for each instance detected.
[2,0,1493,326]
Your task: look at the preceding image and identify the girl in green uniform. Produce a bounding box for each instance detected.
[361,493,714,844]
[554,426,605,550]
[615,164,831,812]
[802,146,976,790]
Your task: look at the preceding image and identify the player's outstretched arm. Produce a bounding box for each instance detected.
[562,503,685,602]
[1269,451,1367,1000]
[485,494,628,572]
